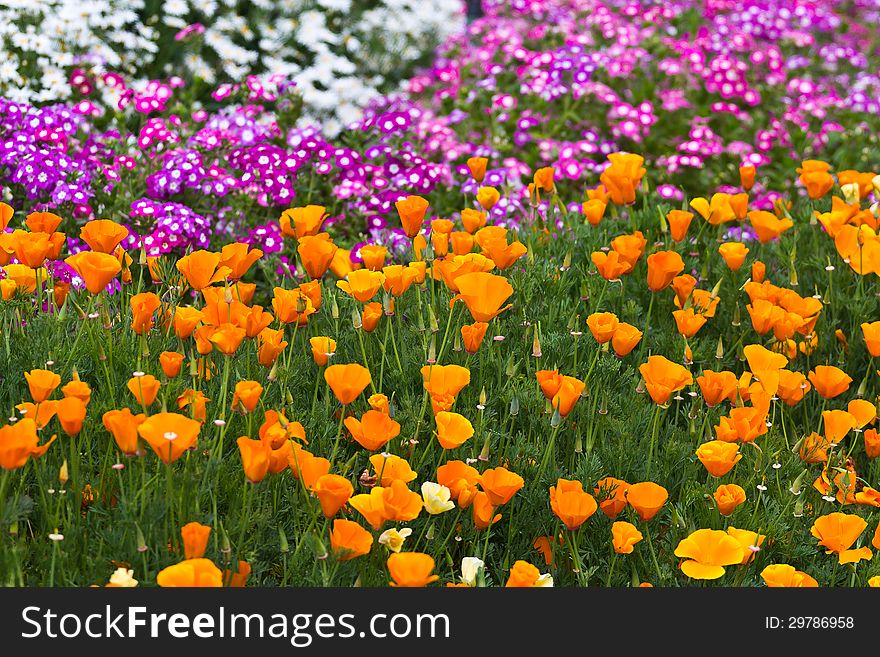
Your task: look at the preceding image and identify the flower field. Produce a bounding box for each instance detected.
[1,1,880,589]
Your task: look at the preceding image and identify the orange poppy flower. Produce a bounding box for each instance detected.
[690,193,736,225]
[361,302,383,333]
[431,229,450,258]
[449,231,475,255]
[12,231,52,268]
[797,160,834,199]
[80,220,129,254]
[865,428,880,459]
[861,321,880,357]
[130,292,162,335]
[0,418,56,470]
[223,561,252,588]
[298,233,338,279]
[549,478,598,530]
[388,552,438,587]
[760,564,818,588]
[170,305,201,339]
[797,432,829,463]
[460,208,487,234]
[380,479,423,523]
[298,279,322,310]
[299,456,331,491]
[748,210,793,244]
[61,374,91,405]
[612,521,643,554]
[217,242,262,280]
[646,250,684,292]
[751,259,766,283]
[368,393,390,414]
[594,477,629,518]
[210,323,247,355]
[476,186,500,211]
[714,484,746,516]
[696,370,738,407]
[808,365,852,399]
[176,250,231,291]
[479,466,524,506]
[156,559,222,587]
[55,397,85,436]
[181,522,211,559]
[727,527,765,564]
[432,253,495,291]
[159,351,184,378]
[349,486,388,530]
[626,482,668,522]
[776,369,810,406]
[257,328,288,367]
[336,269,385,303]
[587,312,619,343]
[718,242,749,271]
[553,375,586,417]
[505,560,552,587]
[674,528,745,579]
[739,165,756,191]
[599,152,646,205]
[743,343,788,395]
[231,380,263,414]
[127,374,159,407]
[370,453,417,487]
[330,248,358,278]
[591,250,632,280]
[611,323,642,357]
[314,474,354,517]
[24,212,62,233]
[696,440,742,477]
[639,355,693,405]
[272,287,316,325]
[461,321,489,354]
[25,368,60,403]
[533,167,555,193]
[472,490,502,529]
[357,244,387,272]
[345,410,400,452]
[16,400,58,429]
[435,411,474,449]
[810,513,872,564]
[729,192,749,220]
[103,408,145,456]
[330,519,373,560]
[0,202,11,230]
[236,436,271,483]
[395,195,429,238]
[666,210,694,242]
[480,236,527,270]
[611,230,647,267]
[449,271,513,322]
[324,363,371,406]
[672,308,707,337]
[467,157,488,183]
[280,205,326,239]
[64,251,122,294]
[421,364,470,401]
[822,409,857,444]
[855,487,880,507]
[437,460,480,507]
[380,264,418,297]
[138,412,201,463]
[582,199,607,226]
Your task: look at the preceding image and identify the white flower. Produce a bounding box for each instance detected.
[534,573,554,587]
[108,567,138,587]
[378,527,412,553]
[460,557,484,587]
[421,481,455,515]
